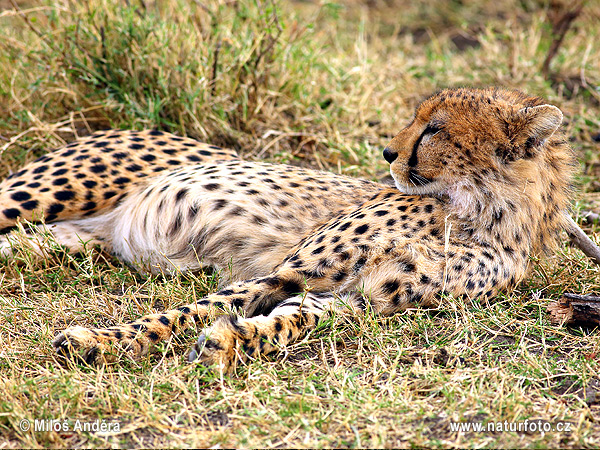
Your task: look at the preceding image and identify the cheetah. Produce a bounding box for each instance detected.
[0,88,575,372]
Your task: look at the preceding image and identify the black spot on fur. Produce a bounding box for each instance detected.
[11,191,31,201]
[141,153,156,162]
[482,250,494,260]
[274,318,283,332]
[355,224,369,234]
[282,280,302,296]
[47,203,64,214]
[90,164,107,174]
[382,280,399,294]
[213,199,227,210]
[114,177,131,185]
[176,189,188,202]
[131,323,147,332]
[32,165,49,174]
[3,208,20,219]
[21,200,38,211]
[353,257,366,272]
[262,276,280,287]
[125,163,142,172]
[333,271,346,282]
[339,222,351,231]
[401,260,415,272]
[158,316,170,326]
[54,190,75,201]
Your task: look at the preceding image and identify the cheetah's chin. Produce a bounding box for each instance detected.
[392,178,447,196]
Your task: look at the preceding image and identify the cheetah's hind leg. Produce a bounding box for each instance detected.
[0,219,111,261]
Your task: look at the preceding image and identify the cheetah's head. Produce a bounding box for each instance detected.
[383,88,567,203]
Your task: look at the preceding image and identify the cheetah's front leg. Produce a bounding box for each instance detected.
[188,293,340,373]
[52,271,308,365]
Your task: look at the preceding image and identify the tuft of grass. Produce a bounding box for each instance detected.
[1,0,600,447]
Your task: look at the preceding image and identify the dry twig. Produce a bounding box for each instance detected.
[548,293,600,325]
[566,215,600,266]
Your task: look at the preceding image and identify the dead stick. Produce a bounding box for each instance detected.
[565,215,600,266]
[563,293,600,302]
[548,293,600,325]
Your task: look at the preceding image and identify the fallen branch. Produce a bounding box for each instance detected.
[565,215,600,266]
[548,293,600,325]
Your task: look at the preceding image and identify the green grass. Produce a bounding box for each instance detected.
[1,0,600,447]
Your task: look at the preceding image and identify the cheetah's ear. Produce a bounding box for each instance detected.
[499,105,563,162]
[515,104,563,145]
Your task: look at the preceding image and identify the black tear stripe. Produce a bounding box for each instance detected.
[408,125,441,168]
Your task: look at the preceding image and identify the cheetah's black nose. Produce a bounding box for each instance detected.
[383,147,398,164]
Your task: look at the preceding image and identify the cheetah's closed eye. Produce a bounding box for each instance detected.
[0,88,575,373]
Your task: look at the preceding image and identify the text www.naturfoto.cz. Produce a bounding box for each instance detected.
[450,420,572,434]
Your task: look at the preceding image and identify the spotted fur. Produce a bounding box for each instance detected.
[0,129,238,233]
[0,88,575,373]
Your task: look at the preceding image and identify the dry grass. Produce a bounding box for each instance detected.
[1,0,600,448]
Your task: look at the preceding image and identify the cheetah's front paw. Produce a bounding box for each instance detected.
[52,326,148,365]
[187,317,252,373]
